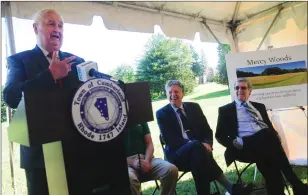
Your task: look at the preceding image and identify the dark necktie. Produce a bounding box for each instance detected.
[177,108,190,130]
[177,108,194,140]
[242,102,268,129]
[47,52,63,88]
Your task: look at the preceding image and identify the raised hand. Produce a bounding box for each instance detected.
[49,51,76,80]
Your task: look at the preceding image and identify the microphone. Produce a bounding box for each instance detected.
[76,61,123,84]
[88,69,122,84]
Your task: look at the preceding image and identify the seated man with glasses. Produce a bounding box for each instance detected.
[216,77,307,195]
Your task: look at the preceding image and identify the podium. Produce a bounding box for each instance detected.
[8,81,153,195]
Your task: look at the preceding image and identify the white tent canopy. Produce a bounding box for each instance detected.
[1,3,307,190]
[3,1,307,52]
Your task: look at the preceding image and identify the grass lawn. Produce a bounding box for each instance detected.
[246,72,308,90]
[1,83,307,195]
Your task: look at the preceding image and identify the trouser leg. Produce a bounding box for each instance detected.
[174,140,223,195]
[128,167,141,195]
[150,158,178,195]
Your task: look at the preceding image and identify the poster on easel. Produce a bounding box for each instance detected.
[226,44,307,110]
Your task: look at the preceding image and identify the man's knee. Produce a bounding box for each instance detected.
[128,169,140,189]
[189,140,205,152]
[266,130,282,148]
[156,160,178,180]
[167,163,179,179]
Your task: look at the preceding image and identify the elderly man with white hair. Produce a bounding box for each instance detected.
[216,78,307,195]
[3,9,85,195]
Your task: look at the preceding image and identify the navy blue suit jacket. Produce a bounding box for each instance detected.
[3,45,85,169]
[156,102,213,163]
[215,101,276,166]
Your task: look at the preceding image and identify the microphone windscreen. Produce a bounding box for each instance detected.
[76,61,98,82]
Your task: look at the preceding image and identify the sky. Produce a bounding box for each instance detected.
[1,16,219,84]
[237,60,307,74]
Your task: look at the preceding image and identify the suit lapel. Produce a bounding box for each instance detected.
[250,101,266,121]
[31,45,50,70]
[182,102,192,120]
[59,51,79,89]
[250,101,262,113]
[182,102,188,115]
[32,45,66,70]
[231,101,239,129]
[182,102,194,128]
[58,50,65,61]
[166,104,182,131]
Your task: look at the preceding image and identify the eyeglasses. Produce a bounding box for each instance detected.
[235,86,248,90]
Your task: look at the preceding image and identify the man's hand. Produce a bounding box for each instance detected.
[140,159,152,173]
[203,143,213,152]
[49,52,76,80]
[233,138,243,150]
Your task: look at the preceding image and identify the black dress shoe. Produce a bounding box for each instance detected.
[232,183,253,195]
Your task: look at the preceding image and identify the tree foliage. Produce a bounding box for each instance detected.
[136,34,196,98]
[110,64,136,83]
[190,46,206,77]
[216,44,231,86]
[1,86,17,123]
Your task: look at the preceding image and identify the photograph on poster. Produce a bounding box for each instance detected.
[236,60,307,89]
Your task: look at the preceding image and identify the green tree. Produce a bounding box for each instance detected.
[136,34,196,98]
[110,64,136,83]
[216,44,231,86]
[190,47,208,83]
[190,46,202,76]
[1,86,7,123]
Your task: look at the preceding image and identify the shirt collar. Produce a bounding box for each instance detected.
[235,99,249,108]
[170,103,184,112]
[37,44,59,58]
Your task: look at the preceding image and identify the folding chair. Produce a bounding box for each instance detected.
[233,160,291,195]
[159,134,221,195]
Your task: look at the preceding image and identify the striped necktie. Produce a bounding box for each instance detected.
[47,52,63,88]
[177,108,194,139]
[242,102,268,129]
[177,108,190,130]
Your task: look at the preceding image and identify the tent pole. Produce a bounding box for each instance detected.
[228,28,239,53]
[231,2,241,25]
[3,2,17,194]
[256,6,283,51]
[201,21,229,53]
[238,1,304,27]
[110,1,222,25]
[4,2,16,56]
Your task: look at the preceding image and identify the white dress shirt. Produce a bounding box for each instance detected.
[170,104,189,140]
[37,45,59,64]
[235,99,265,138]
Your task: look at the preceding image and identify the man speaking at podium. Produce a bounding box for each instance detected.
[3,9,84,195]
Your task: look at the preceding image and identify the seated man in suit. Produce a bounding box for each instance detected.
[215,78,307,195]
[125,122,178,195]
[3,9,84,195]
[156,80,252,195]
